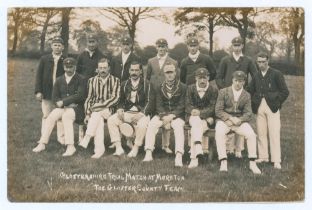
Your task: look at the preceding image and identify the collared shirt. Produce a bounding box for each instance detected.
[99,74,110,86]
[231,85,243,102]
[130,78,140,104]
[232,52,243,62]
[85,48,95,58]
[157,53,168,69]
[52,53,61,84]
[65,73,75,84]
[196,81,209,99]
[188,50,200,62]
[261,67,269,77]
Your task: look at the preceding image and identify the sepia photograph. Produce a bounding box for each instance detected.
[6,3,305,204]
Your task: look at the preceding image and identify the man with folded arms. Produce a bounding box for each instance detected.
[107,60,154,157]
[215,71,261,174]
[33,58,86,156]
[185,68,218,168]
[143,62,186,167]
[79,58,120,158]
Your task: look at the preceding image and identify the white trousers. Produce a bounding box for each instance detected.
[39,108,75,145]
[41,99,64,143]
[145,116,185,154]
[215,120,257,160]
[189,116,208,159]
[85,109,111,155]
[257,99,281,163]
[107,112,150,146]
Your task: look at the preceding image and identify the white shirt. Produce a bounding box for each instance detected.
[196,82,209,99]
[85,48,94,57]
[122,51,131,66]
[52,53,61,84]
[232,85,243,102]
[65,73,75,84]
[157,53,168,69]
[232,52,243,62]
[188,50,200,62]
[129,78,140,111]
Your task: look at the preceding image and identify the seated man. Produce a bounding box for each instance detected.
[185,68,218,168]
[107,61,154,157]
[215,71,261,174]
[143,62,187,167]
[79,58,120,158]
[33,58,86,156]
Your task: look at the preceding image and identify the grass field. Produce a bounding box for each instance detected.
[7,58,304,202]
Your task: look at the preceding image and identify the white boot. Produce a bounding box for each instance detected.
[274,162,281,169]
[128,145,139,158]
[188,158,198,168]
[175,152,183,167]
[79,135,91,149]
[62,145,76,156]
[113,142,124,156]
[143,150,153,162]
[32,143,45,153]
[249,161,261,174]
[220,160,228,172]
[162,146,173,154]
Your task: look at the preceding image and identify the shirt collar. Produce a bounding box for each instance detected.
[232,52,243,61]
[122,51,131,58]
[231,85,243,95]
[157,53,168,60]
[196,81,209,92]
[188,50,200,61]
[65,73,75,82]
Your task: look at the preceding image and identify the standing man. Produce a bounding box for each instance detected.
[33,58,86,156]
[215,71,261,174]
[34,36,65,145]
[249,52,289,169]
[110,37,140,82]
[215,36,258,157]
[185,68,218,168]
[143,63,186,167]
[107,60,154,157]
[145,38,179,154]
[76,32,106,142]
[78,58,120,158]
[180,37,216,85]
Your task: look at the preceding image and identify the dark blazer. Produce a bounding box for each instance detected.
[110,52,140,82]
[35,54,65,100]
[185,84,218,122]
[248,67,289,114]
[76,48,105,80]
[155,81,187,119]
[146,55,179,89]
[118,78,155,116]
[216,55,257,89]
[215,86,252,123]
[180,53,216,85]
[52,73,87,124]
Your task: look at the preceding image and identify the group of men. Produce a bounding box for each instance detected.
[32,33,289,174]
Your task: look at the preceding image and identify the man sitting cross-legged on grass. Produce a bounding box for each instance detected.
[143,62,187,167]
[107,60,154,157]
[185,68,218,168]
[78,58,120,158]
[215,71,261,174]
[33,58,86,156]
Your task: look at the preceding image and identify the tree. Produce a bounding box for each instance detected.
[8,8,36,54]
[279,8,304,72]
[60,8,73,56]
[174,8,224,56]
[220,8,257,52]
[34,8,61,54]
[97,7,159,47]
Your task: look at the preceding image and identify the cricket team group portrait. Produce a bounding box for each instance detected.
[7,7,304,202]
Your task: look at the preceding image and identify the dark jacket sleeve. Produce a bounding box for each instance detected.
[180,59,187,84]
[185,86,196,115]
[200,87,218,119]
[52,79,61,104]
[146,60,152,81]
[76,54,83,74]
[62,77,86,106]
[170,84,186,117]
[117,81,126,110]
[215,89,232,121]
[276,71,289,105]
[216,57,227,89]
[35,57,44,94]
[206,56,216,81]
[142,81,155,115]
[248,59,257,80]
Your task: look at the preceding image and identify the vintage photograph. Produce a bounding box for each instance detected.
[7,7,304,202]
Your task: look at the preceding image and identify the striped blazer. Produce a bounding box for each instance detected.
[84,74,121,116]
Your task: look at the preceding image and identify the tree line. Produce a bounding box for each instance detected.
[7,7,304,75]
